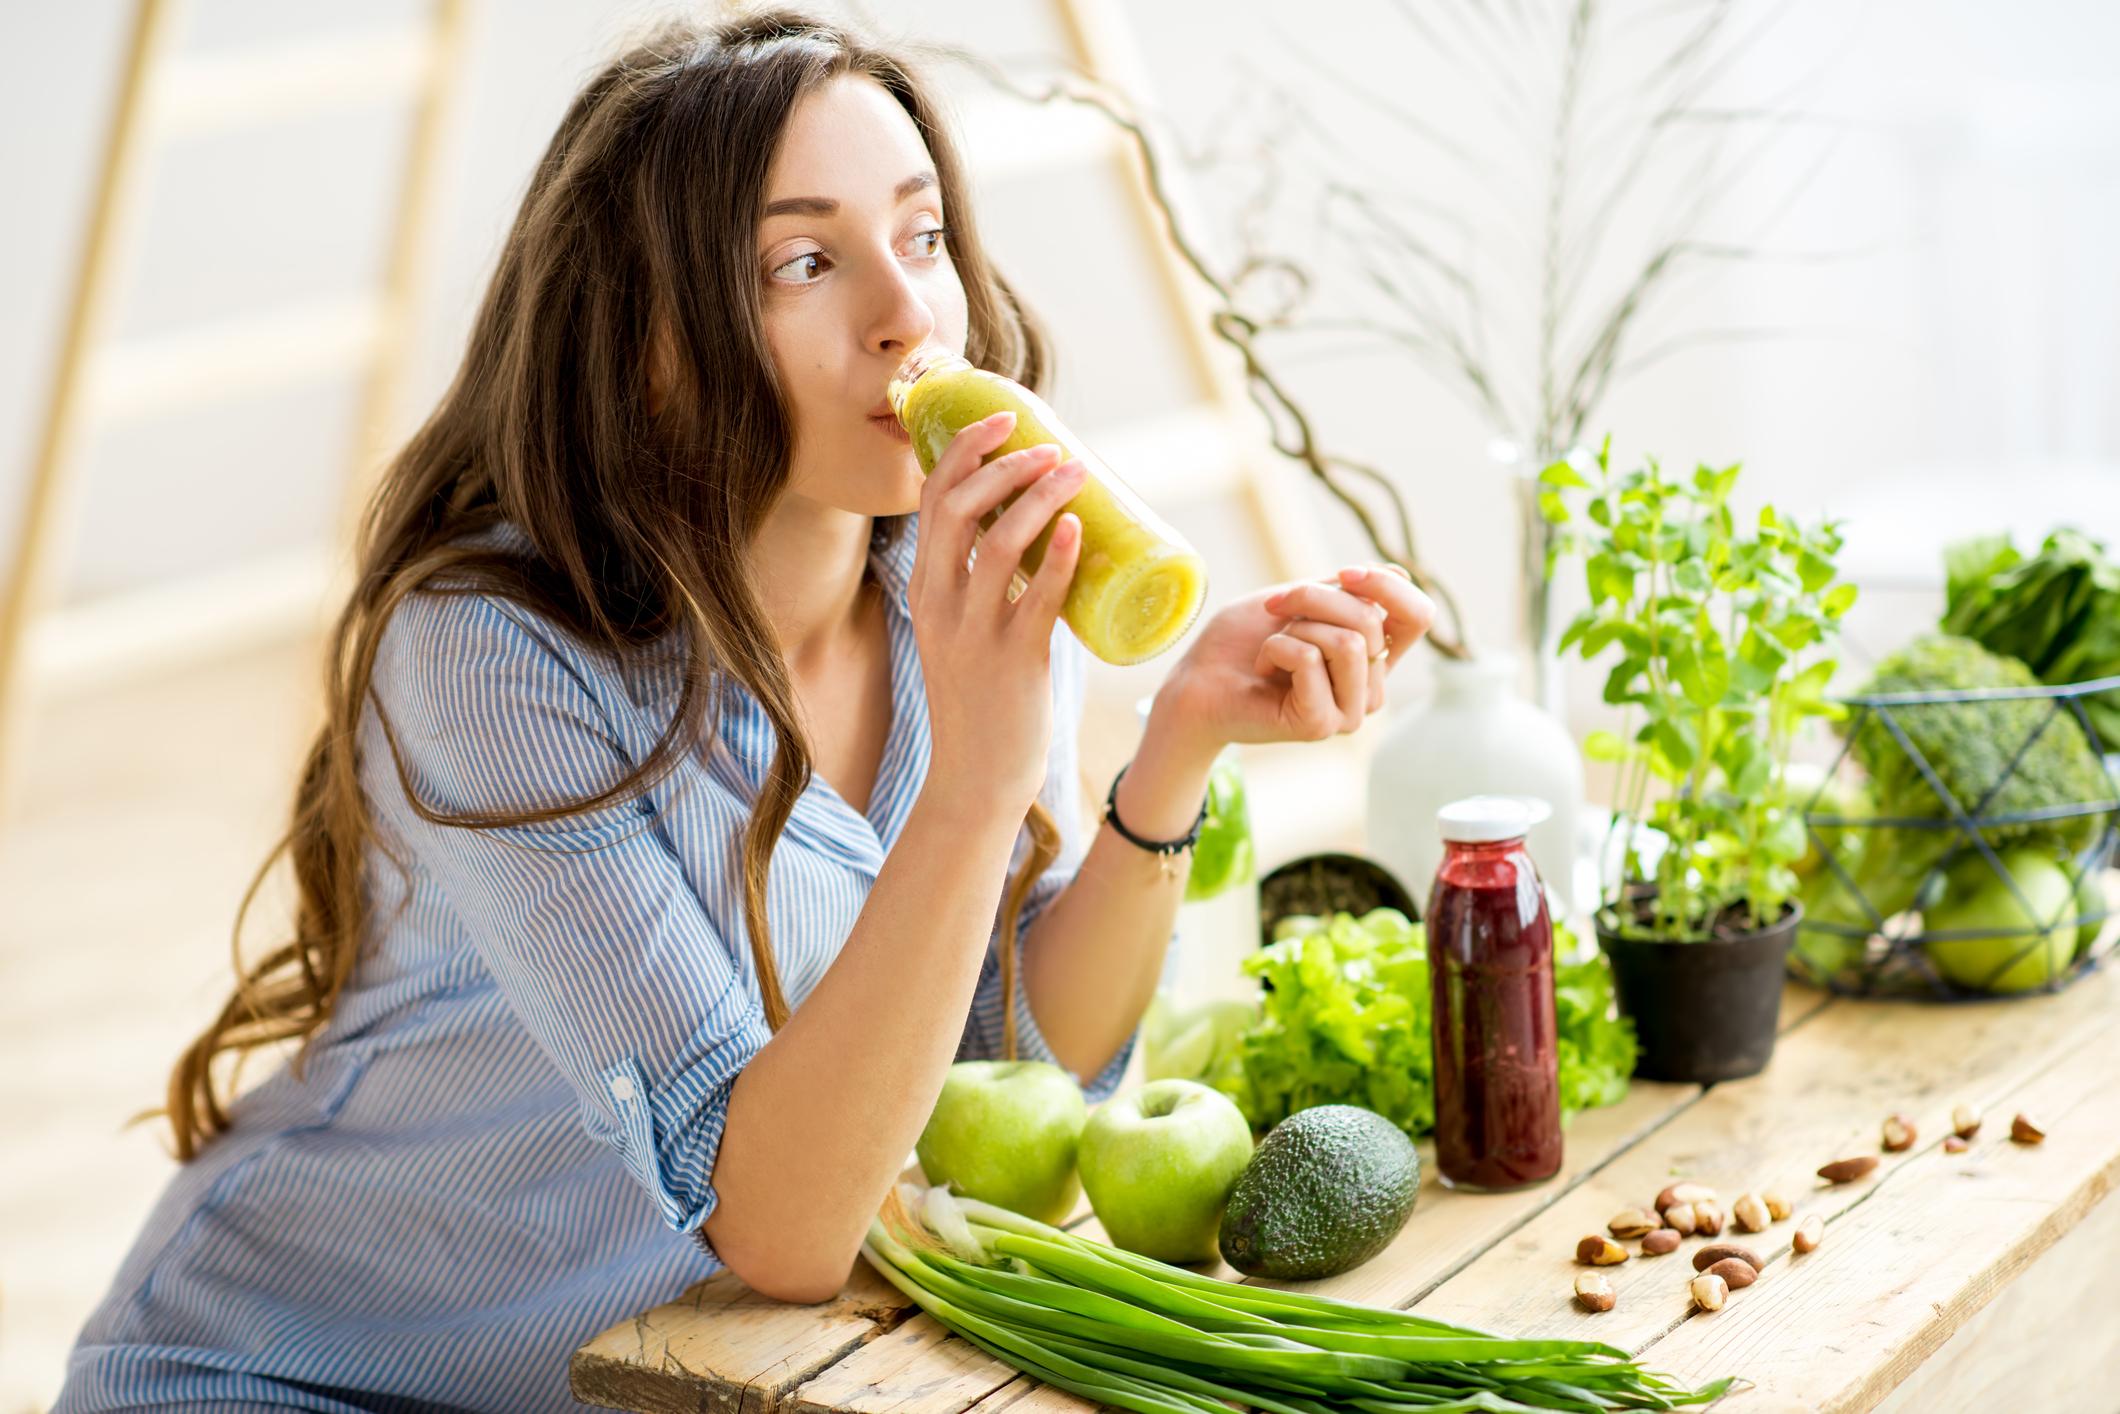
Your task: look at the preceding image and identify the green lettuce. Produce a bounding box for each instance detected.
[1213,907,1636,1139]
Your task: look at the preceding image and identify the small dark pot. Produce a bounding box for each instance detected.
[1596,903,1801,1084]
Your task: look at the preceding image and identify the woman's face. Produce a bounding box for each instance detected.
[758,74,969,517]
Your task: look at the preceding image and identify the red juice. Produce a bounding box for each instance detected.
[1426,806,1562,1191]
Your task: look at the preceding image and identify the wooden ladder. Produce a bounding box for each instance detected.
[0,0,467,808]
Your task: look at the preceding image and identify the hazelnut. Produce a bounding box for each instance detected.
[1663,1202,1698,1236]
[1762,1189,1793,1221]
[1691,1243,1764,1274]
[1689,1272,1729,1312]
[1817,1155,1879,1184]
[1882,1113,1917,1152]
[1703,1256,1758,1290]
[1792,1215,1824,1253]
[1608,1207,1658,1240]
[2011,1113,2047,1145]
[1693,1199,1726,1237]
[1640,1228,1683,1256]
[1952,1103,1983,1140]
[1944,1134,1970,1154]
[1576,1235,1628,1266]
[1574,1271,1616,1313]
[1732,1193,1770,1233]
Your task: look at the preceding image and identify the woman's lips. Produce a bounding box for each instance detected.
[868,413,911,443]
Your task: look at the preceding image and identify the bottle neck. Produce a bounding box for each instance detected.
[886,346,971,421]
[1441,835,1528,860]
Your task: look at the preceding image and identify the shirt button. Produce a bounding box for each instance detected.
[609,1075,636,1104]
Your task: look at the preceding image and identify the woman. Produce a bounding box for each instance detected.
[55,12,1430,1413]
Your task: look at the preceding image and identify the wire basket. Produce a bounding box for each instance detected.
[1790,673,2120,999]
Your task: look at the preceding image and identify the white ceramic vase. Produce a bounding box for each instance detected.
[1366,654,1586,917]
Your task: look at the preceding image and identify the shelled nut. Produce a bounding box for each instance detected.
[1944,1134,1970,1154]
[1663,1202,1699,1236]
[1574,1272,1616,1313]
[1882,1113,1917,1152]
[1691,1243,1764,1274]
[1608,1208,1659,1240]
[1703,1257,1758,1290]
[1641,1228,1683,1256]
[1732,1193,1770,1233]
[2011,1113,2047,1145]
[1952,1104,1983,1139]
[1793,1215,1824,1253]
[1817,1155,1879,1184]
[1656,1182,1717,1213]
[1762,1189,1793,1221]
[1693,1199,1726,1237]
[1576,1235,1629,1265]
[1690,1273,1729,1312]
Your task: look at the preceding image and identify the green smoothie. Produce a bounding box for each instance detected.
[888,349,1208,665]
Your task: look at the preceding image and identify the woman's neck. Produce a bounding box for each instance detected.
[747,495,878,672]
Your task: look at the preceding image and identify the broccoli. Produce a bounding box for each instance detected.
[1822,634,2113,922]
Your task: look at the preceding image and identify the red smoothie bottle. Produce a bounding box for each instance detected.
[1426,796,1562,1191]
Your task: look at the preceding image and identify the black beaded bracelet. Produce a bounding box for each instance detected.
[1101,763,1209,876]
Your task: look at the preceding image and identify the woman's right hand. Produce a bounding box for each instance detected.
[908,410,1084,812]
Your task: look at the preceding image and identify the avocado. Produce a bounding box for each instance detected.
[1217,1104,1421,1280]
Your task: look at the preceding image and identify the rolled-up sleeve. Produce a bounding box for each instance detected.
[956,628,1140,1101]
[369,589,768,1247]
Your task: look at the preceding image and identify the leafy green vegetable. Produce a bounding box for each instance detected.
[1184,754,1255,903]
[1554,952,1637,1113]
[1832,634,2113,921]
[1212,907,1636,1138]
[1942,527,2120,749]
[1539,442,1854,939]
[868,1185,1736,1414]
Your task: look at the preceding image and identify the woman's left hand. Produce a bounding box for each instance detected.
[1152,562,1436,755]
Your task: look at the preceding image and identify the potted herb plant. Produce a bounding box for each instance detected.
[1538,442,1856,1082]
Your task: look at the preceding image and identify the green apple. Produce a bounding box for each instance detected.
[1078,1079,1254,1263]
[1923,848,2076,993]
[915,1060,1086,1225]
[2075,864,2111,960]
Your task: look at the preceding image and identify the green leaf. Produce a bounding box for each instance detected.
[1823,582,1858,618]
[1797,548,1837,593]
[1671,640,1730,708]
[1539,460,1592,490]
[1537,490,1571,525]
[1583,728,1632,763]
[1649,717,1699,775]
[1673,559,1712,595]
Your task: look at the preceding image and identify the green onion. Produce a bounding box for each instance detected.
[864,1185,1734,1414]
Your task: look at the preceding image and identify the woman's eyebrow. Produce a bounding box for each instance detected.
[762,170,936,219]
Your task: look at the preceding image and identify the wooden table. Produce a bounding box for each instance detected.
[571,969,2120,1413]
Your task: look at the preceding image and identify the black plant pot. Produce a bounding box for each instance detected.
[1596,904,1801,1084]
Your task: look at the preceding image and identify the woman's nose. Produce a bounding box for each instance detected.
[867,261,936,356]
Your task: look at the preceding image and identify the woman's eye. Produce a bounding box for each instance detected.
[910,226,948,258]
[771,251,827,284]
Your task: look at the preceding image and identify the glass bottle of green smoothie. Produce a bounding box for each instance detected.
[887,348,1208,666]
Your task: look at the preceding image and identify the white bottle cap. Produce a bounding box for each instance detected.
[1436,795,1535,843]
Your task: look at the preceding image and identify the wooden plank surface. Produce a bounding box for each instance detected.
[1632,963,2120,1411]
[570,1261,911,1414]
[781,987,1828,1414]
[1406,962,2120,1358]
[573,971,2120,1414]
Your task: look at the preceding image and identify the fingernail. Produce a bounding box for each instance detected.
[987,410,1016,428]
[1340,566,1368,583]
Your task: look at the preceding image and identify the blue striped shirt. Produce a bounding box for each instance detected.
[55,513,1137,1413]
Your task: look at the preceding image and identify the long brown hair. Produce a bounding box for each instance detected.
[163,9,1062,1160]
